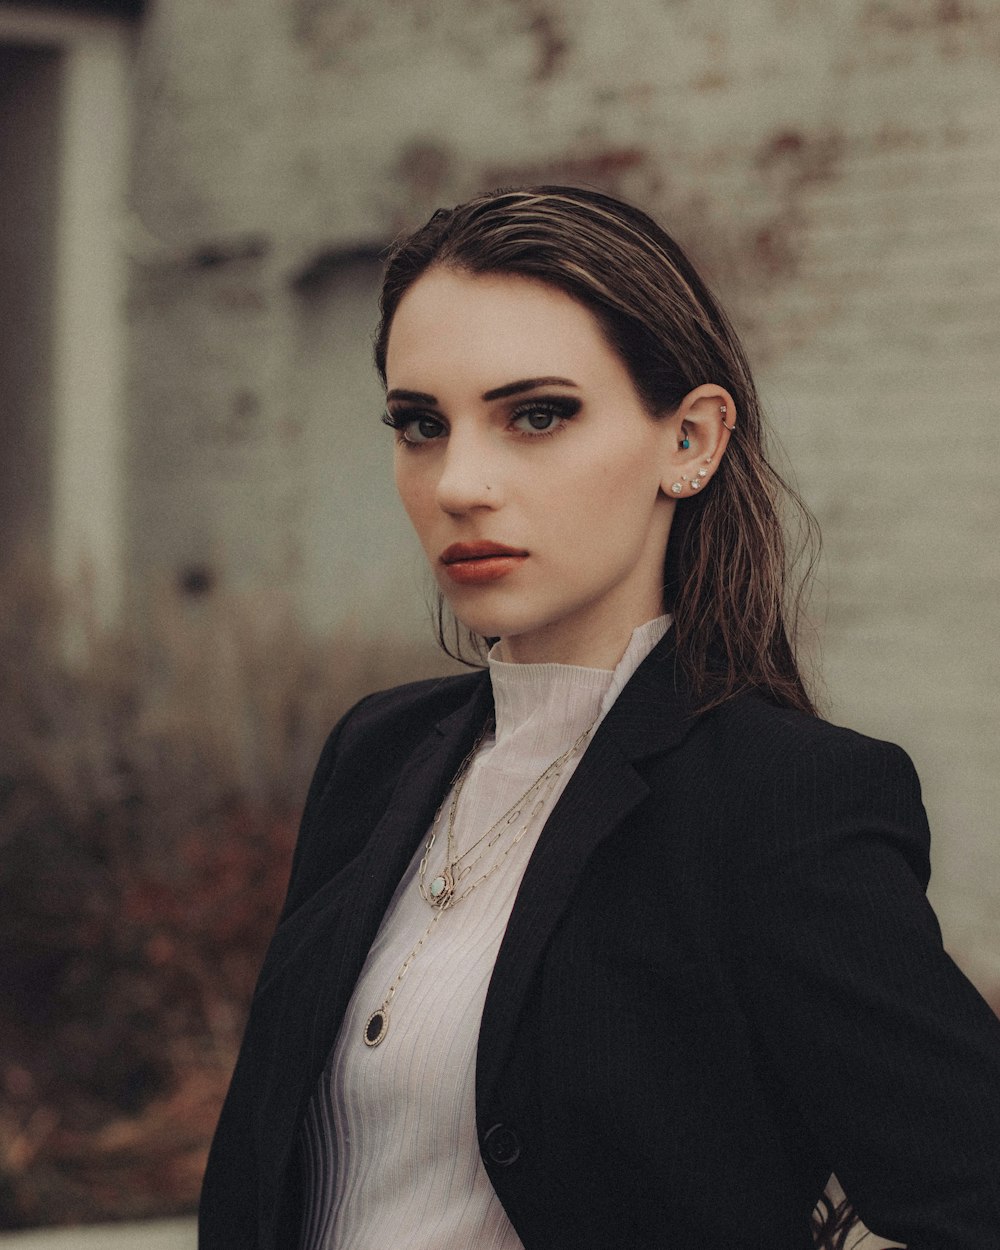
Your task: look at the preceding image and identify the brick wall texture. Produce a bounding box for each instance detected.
[124,0,1000,990]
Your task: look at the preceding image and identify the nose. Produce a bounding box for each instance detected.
[434,428,500,515]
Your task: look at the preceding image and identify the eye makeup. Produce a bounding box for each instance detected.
[382,393,582,447]
[508,396,581,436]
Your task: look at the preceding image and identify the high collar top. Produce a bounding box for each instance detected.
[301,611,673,1250]
[484,614,673,767]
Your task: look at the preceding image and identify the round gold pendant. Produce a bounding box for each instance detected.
[364,1007,389,1047]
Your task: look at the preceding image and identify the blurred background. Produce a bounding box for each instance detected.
[1,0,998,1236]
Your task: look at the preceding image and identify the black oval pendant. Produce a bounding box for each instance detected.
[364,1008,389,1047]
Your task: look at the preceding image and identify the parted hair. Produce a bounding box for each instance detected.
[374,185,819,717]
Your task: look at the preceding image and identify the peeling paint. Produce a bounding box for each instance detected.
[756,129,845,186]
[751,225,798,280]
[861,0,982,32]
[397,139,454,199]
[483,146,649,197]
[526,11,568,80]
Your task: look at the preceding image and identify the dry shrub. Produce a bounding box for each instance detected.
[0,556,453,1227]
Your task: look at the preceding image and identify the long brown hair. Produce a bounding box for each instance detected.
[375,185,819,716]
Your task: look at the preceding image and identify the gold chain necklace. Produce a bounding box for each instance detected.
[418,725,588,910]
[363,714,600,1048]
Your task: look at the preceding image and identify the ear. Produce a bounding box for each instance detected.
[659,383,736,500]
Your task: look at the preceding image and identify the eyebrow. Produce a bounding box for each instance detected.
[385,377,579,406]
[482,376,579,401]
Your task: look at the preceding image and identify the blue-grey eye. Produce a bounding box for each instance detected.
[510,397,580,435]
[403,415,445,443]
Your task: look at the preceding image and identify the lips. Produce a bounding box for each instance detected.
[439,541,528,585]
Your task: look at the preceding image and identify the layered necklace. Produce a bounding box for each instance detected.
[363,713,600,1048]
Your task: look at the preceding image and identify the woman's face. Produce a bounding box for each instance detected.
[384,267,679,667]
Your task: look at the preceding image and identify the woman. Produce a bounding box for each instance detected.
[199,187,1000,1249]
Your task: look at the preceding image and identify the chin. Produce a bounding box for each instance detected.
[445,600,530,643]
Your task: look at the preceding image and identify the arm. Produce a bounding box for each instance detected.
[731,732,1000,1249]
[278,691,377,922]
[198,1031,264,1248]
[199,692,375,1246]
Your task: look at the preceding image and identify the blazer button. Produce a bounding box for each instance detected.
[483,1123,522,1167]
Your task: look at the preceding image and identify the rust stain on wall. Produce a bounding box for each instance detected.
[526,11,569,80]
[861,0,982,32]
[482,146,650,197]
[500,0,570,81]
[756,129,845,186]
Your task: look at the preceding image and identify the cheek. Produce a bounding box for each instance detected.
[553,444,663,542]
[394,459,431,525]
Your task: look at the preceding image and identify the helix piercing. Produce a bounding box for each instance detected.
[720,403,736,432]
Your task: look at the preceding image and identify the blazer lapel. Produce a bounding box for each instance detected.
[476,634,697,1114]
[306,675,495,1075]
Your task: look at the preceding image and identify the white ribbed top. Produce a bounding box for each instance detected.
[299,616,671,1250]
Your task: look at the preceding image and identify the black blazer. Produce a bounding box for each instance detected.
[199,633,1000,1249]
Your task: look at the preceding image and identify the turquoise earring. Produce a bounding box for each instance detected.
[680,435,691,450]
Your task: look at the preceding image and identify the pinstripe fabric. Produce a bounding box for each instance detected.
[200,627,1000,1250]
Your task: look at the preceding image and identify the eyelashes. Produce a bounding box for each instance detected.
[510,397,581,433]
[380,409,444,444]
[381,396,582,447]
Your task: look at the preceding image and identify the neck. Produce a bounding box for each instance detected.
[497,608,665,669]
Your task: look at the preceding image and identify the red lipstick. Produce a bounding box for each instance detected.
[439,541,528,585]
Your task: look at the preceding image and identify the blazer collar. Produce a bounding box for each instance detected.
[587,625,696,760]
[303,677,493,1073]
[301,630,698,1120]
[475,627,700,1114]
[434,624,697,760]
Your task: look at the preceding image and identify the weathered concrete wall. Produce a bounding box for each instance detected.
[124,0,1000,985]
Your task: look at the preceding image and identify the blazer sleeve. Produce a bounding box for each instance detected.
[729,731,1000,1249]
[199,692,374,1247]
[277,691,377,922]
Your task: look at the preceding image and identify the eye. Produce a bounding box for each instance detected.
[381,410,447,445]
[401,415,446,444]
[509,397,580,436]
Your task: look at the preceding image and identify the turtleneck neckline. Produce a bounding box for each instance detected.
[484,615,672,760]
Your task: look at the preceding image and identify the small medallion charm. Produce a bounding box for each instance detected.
[364,1007,389,1047]
[428,866,455,908]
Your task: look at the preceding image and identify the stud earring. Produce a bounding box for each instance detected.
[670,482,683,495]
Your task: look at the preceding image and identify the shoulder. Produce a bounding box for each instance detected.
[300,669,486,813]
[283,669,487,917]
[705,690,921,786]
[700,691,930,878]
[334,669,486,752]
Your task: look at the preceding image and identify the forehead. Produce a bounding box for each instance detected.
[384,267,617,386]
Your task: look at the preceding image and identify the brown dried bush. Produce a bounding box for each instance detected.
[0,557,451,1228]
